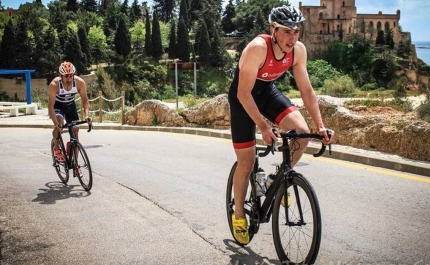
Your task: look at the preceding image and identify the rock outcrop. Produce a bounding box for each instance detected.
[125,94,430,162]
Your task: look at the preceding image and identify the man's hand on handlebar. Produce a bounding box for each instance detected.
[259,123,278,146]
[318,127,334,146]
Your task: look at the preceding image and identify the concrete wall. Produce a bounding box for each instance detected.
[0,74,96,102]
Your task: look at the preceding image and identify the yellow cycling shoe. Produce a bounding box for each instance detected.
[280,190,291,208]
[231,214,249,245]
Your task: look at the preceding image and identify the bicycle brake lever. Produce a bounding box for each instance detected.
[271,128,278,154]
[270,140,275,155]
[87,122,93,133]
[327,129,333,156]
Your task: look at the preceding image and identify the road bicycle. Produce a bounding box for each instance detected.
[226,129,332,264]
[50,120,93,191]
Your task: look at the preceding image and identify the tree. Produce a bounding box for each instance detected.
[144,8,153,57]
[130,19,145,52]
[221,0,236,34]
[34,25,62,77]
[0,19,16,69]
[88,25,108,65]
[178,0,190,29]
[151,10,163,59]
[130,0,143,23]
[209,27,225,67]
[153,0,175,23]
[168,19,176,59]
[14,19,34,70]
[189,0,203,23]
[376,30,385,46]
[248,7,266,37]
[81,0,97,13]
[47,1,69,35]
[63,28,86,74]
[233,0,289,32]
[372,57,396,88]
[114,16,132,60]
[195,19,210,65]
[397,40,411,59]
[384,28,394,50]
[66,0,79,12]
[78,26,92,68]
[121,0,129,15]
[104,1,123,39]
[176,17,189,62]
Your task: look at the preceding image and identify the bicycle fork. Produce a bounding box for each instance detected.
[284,173,307,227]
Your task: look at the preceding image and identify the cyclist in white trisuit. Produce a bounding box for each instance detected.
[48,61,91,162]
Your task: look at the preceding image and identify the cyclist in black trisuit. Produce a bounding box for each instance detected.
[48,61,92,163]
[228,5,335,245]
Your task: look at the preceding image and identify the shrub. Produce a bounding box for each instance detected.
[416,101,430,123]
[307,59,342,88]
[161,84,176,100]
[360,83,379,91]
[322,75,356,97]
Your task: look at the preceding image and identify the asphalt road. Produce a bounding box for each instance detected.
[1,128,429,265]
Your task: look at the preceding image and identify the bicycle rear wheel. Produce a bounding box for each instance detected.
[272,172,321,264]
[226,162,259,245]
[72,141,92,191]
[51,138,69,184]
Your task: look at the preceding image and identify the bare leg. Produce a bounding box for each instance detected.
[278,111,310,168]
[52,115,64,150]
[233,146,255,218]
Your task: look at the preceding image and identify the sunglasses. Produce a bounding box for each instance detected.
[62,74,74,78]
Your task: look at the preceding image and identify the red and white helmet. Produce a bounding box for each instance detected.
[58,61,76,75]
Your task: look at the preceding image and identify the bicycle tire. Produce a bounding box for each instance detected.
[51,138,69,184]
[226,162,258,245]
[72,141,93,191]
[272,172,321,264]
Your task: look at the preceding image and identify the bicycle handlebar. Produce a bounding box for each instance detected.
[63,120,93,133]
[257,129,332,158]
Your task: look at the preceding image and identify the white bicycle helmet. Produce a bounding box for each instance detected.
[58,61,76,75]
[268,6,306,29]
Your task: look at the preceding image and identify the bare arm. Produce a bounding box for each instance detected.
[75,76,90,118]
[237,38,277,143]
[47,78,59,126]
[292,42,324,130]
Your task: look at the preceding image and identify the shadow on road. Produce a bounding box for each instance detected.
[223,239,280,265]
[31,181,91,204]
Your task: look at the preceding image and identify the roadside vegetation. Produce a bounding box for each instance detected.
[0,0,429,122]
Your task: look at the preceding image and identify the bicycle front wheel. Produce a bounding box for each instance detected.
[72,141,93,191]
[51,138,69,184]
[272,172,321,264]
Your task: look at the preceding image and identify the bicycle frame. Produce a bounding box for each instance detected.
[252,136,293,224]
[57,120,92,169]
[251,130,331,224]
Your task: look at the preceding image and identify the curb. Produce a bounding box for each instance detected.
[1,122,430,177]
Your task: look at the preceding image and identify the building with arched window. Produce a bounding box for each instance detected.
[298,0,411,59]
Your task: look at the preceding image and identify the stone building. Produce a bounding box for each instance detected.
[298,0,411,60]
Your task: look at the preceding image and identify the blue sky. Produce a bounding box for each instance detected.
[2,0,429,41]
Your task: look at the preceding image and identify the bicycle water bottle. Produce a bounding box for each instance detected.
[66,141,70,154]
[265,173,276,190]
[255,168,266,196]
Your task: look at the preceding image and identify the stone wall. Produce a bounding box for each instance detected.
[125,94,430,162]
